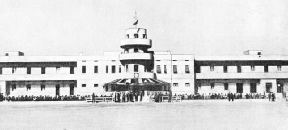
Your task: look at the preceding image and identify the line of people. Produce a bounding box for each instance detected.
[0,94,89,102]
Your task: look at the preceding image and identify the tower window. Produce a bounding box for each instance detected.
[127,34,129,38]
[156,65,161,73]
[94,66,98,73]
[82,84,86,87]
[185,65,190,73]
[119,65,121,73]
[143,34,146,38]
[106,65,109,73]
[94,84,98,87]
[126,65,129,72]
[134,65,138,72]
[164,65,167,74]
[112,65,116,73]
[134,34,138,38]
[173,65,177,74]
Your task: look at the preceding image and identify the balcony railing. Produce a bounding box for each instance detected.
[119,53,153,61]
[120,39,151,48]
[196,72,288,79]
[0,74,77,80]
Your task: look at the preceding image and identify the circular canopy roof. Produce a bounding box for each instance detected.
[103,78,171,92]
[107,78,168,85]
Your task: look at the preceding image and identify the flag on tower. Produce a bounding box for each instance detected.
[133,20,138,25]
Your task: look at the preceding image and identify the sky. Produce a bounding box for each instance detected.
[0,0,288,56]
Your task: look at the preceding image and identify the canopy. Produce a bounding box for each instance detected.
[103,78,171,92]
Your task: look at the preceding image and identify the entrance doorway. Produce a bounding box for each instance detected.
[236,83,243,93]
[70,84,74,96]
[6,83,10,96]
[56,84,60,96]
[266,83,272,93]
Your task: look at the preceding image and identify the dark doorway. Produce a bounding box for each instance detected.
[56,84,60,96]
[70,84,74,95]
[6,83,10,96]
[277,82,283,93]
[250,83,257,93]
[266,83,272,93]
[236,83,243,93]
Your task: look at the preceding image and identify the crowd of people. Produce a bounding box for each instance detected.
[0,92,284,102]
[91,91,172,103]
[176,92,279,100]
[0,94,88,102]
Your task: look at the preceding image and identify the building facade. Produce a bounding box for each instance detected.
[0,25,287,98]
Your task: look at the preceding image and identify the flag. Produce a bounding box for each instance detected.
[133,20,138,25]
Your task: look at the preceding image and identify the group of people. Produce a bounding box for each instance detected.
[0,94,90,102]
[91,91,173,103]
[268,92,276,102]
[177,93,277,100]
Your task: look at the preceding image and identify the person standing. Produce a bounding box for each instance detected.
[272,92,275,102]
[92,93,95,103]
[268,92,271,101]
[228,92,231,102]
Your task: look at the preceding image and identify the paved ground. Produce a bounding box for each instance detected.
[0,99,288,130]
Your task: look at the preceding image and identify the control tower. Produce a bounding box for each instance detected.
[119,20,154,78]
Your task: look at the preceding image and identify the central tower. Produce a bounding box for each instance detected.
[119,20,154,78]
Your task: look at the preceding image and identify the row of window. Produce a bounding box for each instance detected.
[172,83,190,87]
[127,34,147,39]
[157,65,190,74]
[199,83,283,93]
[12,84,49,91]
[82,65,121,73]
[81,84,99,87]
[207,65,282,73]
[11,84,81,91]
[0,67,75,75]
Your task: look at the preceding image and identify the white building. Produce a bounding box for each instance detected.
[0,23,287,98]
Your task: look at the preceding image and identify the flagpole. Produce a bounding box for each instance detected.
[134,11,137,28]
